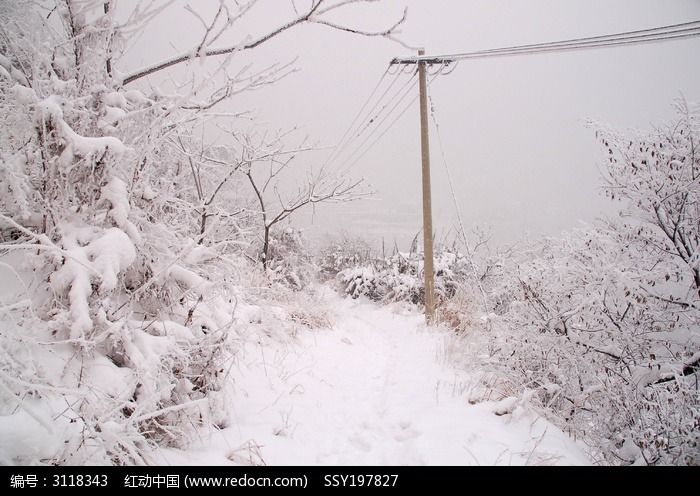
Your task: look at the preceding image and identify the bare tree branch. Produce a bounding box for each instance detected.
[121,0,406,85]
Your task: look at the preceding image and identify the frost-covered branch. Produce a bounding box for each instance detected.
[121,0,405,85]
[241,133,367,266]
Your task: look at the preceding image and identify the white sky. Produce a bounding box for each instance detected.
[121,0,700,250]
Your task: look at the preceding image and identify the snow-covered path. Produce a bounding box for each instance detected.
[161,291,590,466]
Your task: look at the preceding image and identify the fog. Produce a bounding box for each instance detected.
[121,0,700,250]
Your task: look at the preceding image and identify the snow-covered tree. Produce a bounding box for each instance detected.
[0,0,404,464]
[236,129,366,267]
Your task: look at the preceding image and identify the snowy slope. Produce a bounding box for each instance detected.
[158,289,591,466]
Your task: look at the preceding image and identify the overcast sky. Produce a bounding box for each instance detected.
[122,0,700,250]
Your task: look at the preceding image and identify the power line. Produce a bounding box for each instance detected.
[335,69,418,173]
[325,68,415,171]
[448,29,700,61]
[337,70,444,178]
[322,65,391,169]
[325,66,408,168]
[337,85,417,177]
[344,70,416,153]
[450,21,700,58]
[430,20,700,59]
[336,71,422,176]
[392,20,700,64]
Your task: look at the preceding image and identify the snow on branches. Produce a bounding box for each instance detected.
[597,100,700,297]
[467,103,700,465]
[0,0,405,465]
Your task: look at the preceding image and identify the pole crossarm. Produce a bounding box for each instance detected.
[390,57,454,65]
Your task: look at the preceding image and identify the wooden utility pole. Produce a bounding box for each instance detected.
[418,49,436,323]
[389,49,442,323]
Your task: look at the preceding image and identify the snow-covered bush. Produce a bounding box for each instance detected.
[265,228,317,291]
[0,2,247,462]
[490,225,698,464]
[435,284,487,334]
[319,234,374,278]
[451,103,700,465]
[335,248,476,305]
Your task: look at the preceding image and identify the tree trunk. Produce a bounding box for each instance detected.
[262,226,270,268]
[199,210,207,245]
[104,2,112,77]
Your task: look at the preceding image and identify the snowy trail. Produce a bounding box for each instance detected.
[161,291,590,466]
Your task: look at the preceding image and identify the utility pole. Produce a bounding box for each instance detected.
[390,49,446,323]
[417,49,436,323]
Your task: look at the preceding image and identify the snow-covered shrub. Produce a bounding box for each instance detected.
[237,264,334,340]
[0,2,250,464]
[452,103,700,465]
[435,285,487,334]
[338,264,386,301]
[486,225,699,464]
[265,228,317,291]
[0,250,246,464]
[334,248,476,305]
[319,234,374,278]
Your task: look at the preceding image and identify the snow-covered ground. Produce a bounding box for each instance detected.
[159,289,591,466]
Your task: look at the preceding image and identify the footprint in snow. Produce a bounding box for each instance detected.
[348,433,373,452]
[394,421,420,442]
